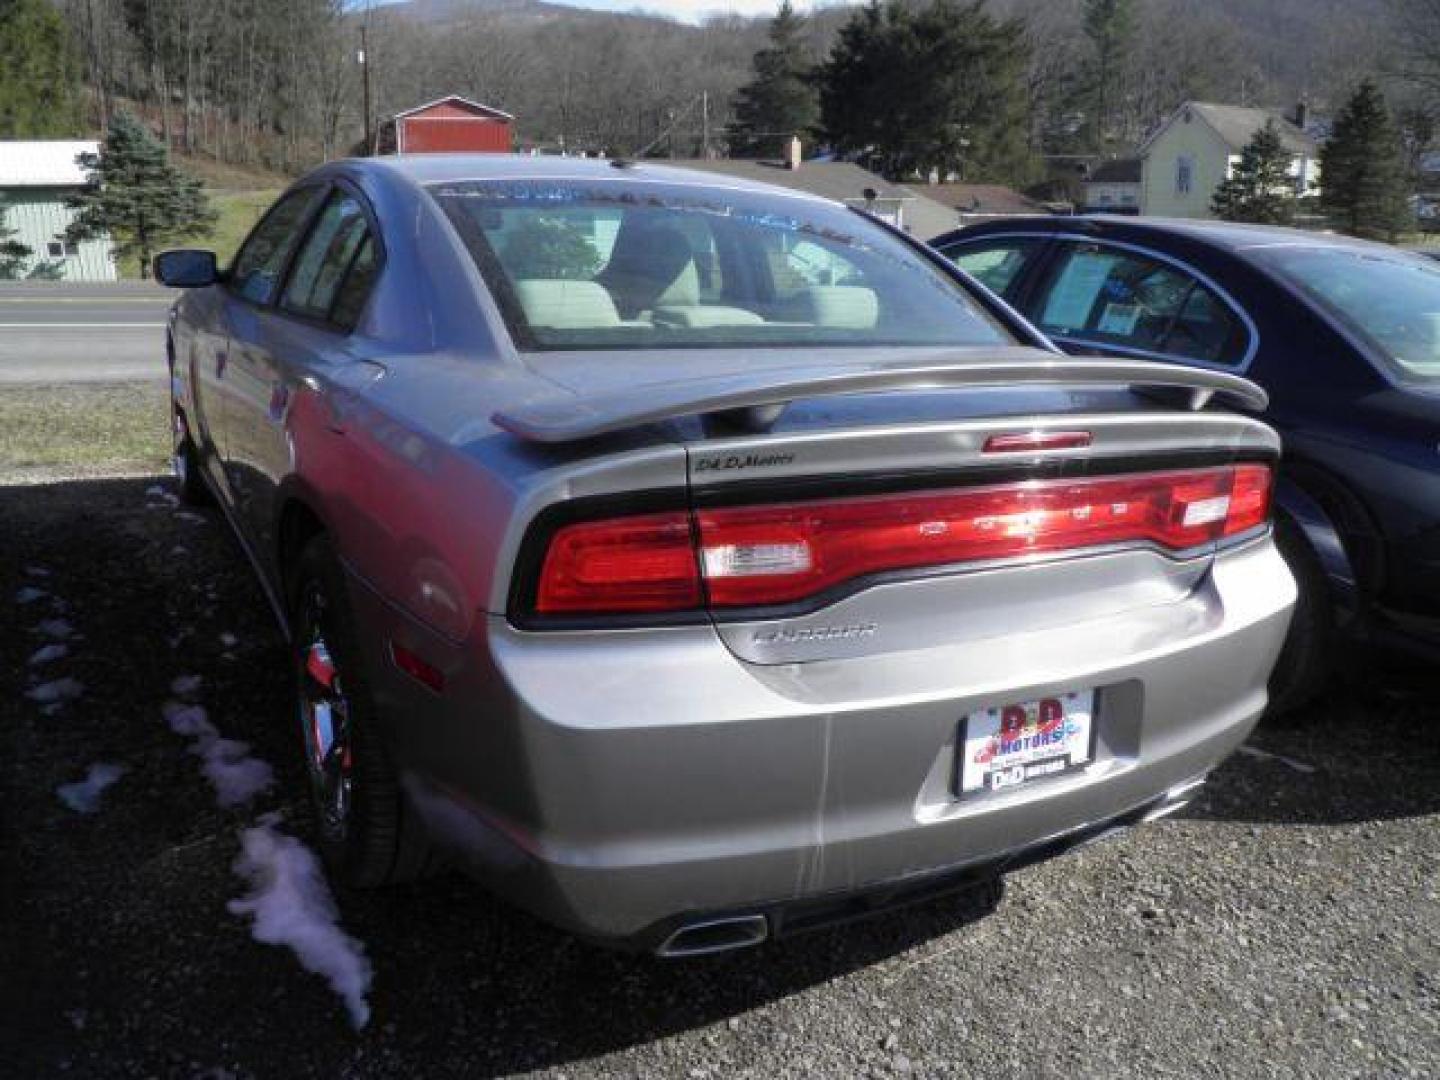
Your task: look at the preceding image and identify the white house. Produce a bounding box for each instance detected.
[0,141,116,281]
[1081,158,1142,214]
[1138,103,1319,219]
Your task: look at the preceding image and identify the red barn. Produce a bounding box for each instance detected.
[379,96,514,154]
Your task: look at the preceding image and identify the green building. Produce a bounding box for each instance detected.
[1,141,116,281]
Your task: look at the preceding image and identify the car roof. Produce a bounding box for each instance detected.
[955,214,1395,255]
[339,152,840,206]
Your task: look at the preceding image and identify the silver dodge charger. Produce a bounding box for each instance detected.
[156,155,1295,955]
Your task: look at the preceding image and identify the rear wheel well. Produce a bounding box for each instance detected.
[277,499,328,606]
[1283,458,1386,601]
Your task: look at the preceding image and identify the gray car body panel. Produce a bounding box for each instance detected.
[164,154,1296,946]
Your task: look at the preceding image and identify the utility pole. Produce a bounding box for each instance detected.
[359,25,373,155]
[701,90,709,160]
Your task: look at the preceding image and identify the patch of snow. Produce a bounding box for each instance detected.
[228,816,372,1030]
[162,701,273,807]
[163,700,216,739]
[15,586,47,604]
[24,565,51,577]
[28,643,69,666]
[176,511,208,524]
[190,737,274,808]
[171,674,203,698]
[57,763,127,814]
[34,618,74,640]
[27,677,84,705]
[220,632,239,648]
[41,703,66,717]
[145,485,180,508]
[1238,745,1317,775]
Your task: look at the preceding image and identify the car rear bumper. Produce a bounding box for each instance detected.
[355,537,1296,948]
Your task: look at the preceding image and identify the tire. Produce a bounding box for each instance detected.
[289,533,434,887]
[1266,515,1336,719]
[171,403,212,508]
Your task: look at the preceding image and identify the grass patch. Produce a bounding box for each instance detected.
[119,188,281,279]
[0,382,169,475]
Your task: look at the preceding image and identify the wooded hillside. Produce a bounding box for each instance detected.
[21,0,1407,179]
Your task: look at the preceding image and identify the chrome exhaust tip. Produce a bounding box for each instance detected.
[1141,777,1207,824]
[656,914,769,958]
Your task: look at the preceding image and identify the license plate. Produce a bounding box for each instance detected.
[957,691,1096,796]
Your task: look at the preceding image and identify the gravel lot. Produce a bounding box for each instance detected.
[3,475,1438,1079]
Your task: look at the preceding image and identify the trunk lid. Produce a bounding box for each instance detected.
[682,391,1274,663]
[502,348,1277,664]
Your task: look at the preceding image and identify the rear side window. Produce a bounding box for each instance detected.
[1037,243,1247,365]
[281,192,373,325]
[940,239,1041,297]
[330,237,380,330]
[229,187,326,306]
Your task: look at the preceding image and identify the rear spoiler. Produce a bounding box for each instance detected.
[492,358,1269,444]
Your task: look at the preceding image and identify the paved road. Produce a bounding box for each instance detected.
[0,282,172,384]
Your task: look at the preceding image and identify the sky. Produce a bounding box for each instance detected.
[352,0,839,25]
[553,0,828,17]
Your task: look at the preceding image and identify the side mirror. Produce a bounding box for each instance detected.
[154,249,219,288]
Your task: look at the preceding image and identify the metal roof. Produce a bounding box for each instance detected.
[390,96,515,122]
[1085,158,1142,184]
[0,141,98,187]
[920,183,1044,214]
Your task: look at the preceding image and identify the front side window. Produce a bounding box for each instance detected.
[281,192,373,324]
[939,239,1041,297]
[430,180,1012,351]
[1036,243,1247,365]
[229,186,326,306]
[1258,246,1440,381]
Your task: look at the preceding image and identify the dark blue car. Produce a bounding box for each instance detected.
[932,216,1440,712]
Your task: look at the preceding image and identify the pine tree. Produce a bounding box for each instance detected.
[1211,119,1299,224]
[0,200,33,280]
[0,0,83,138]
[500,218,600,280]
[818,0,1035,184]
[1320,80,1412,241]
[65,112,218,279]
[728,2,819,158]
[1081,0,1136,151]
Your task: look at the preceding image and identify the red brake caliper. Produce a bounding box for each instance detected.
[306,644,336,689]
[305,644,345,768]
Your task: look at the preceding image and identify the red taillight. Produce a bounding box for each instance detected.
[1224,463,1273,537]
[535,510,702,614]
[695,466,1269,608]
[527,465,1273,617]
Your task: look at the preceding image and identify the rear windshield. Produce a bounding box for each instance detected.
[429,180,1012,351]
[1257,246,1440,382]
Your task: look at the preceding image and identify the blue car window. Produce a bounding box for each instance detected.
[1258,247,1440,382]
[1039,244,1245,365]
[229,186,326,307]
[940,239,1040,297]
[1165,285,1246,365]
